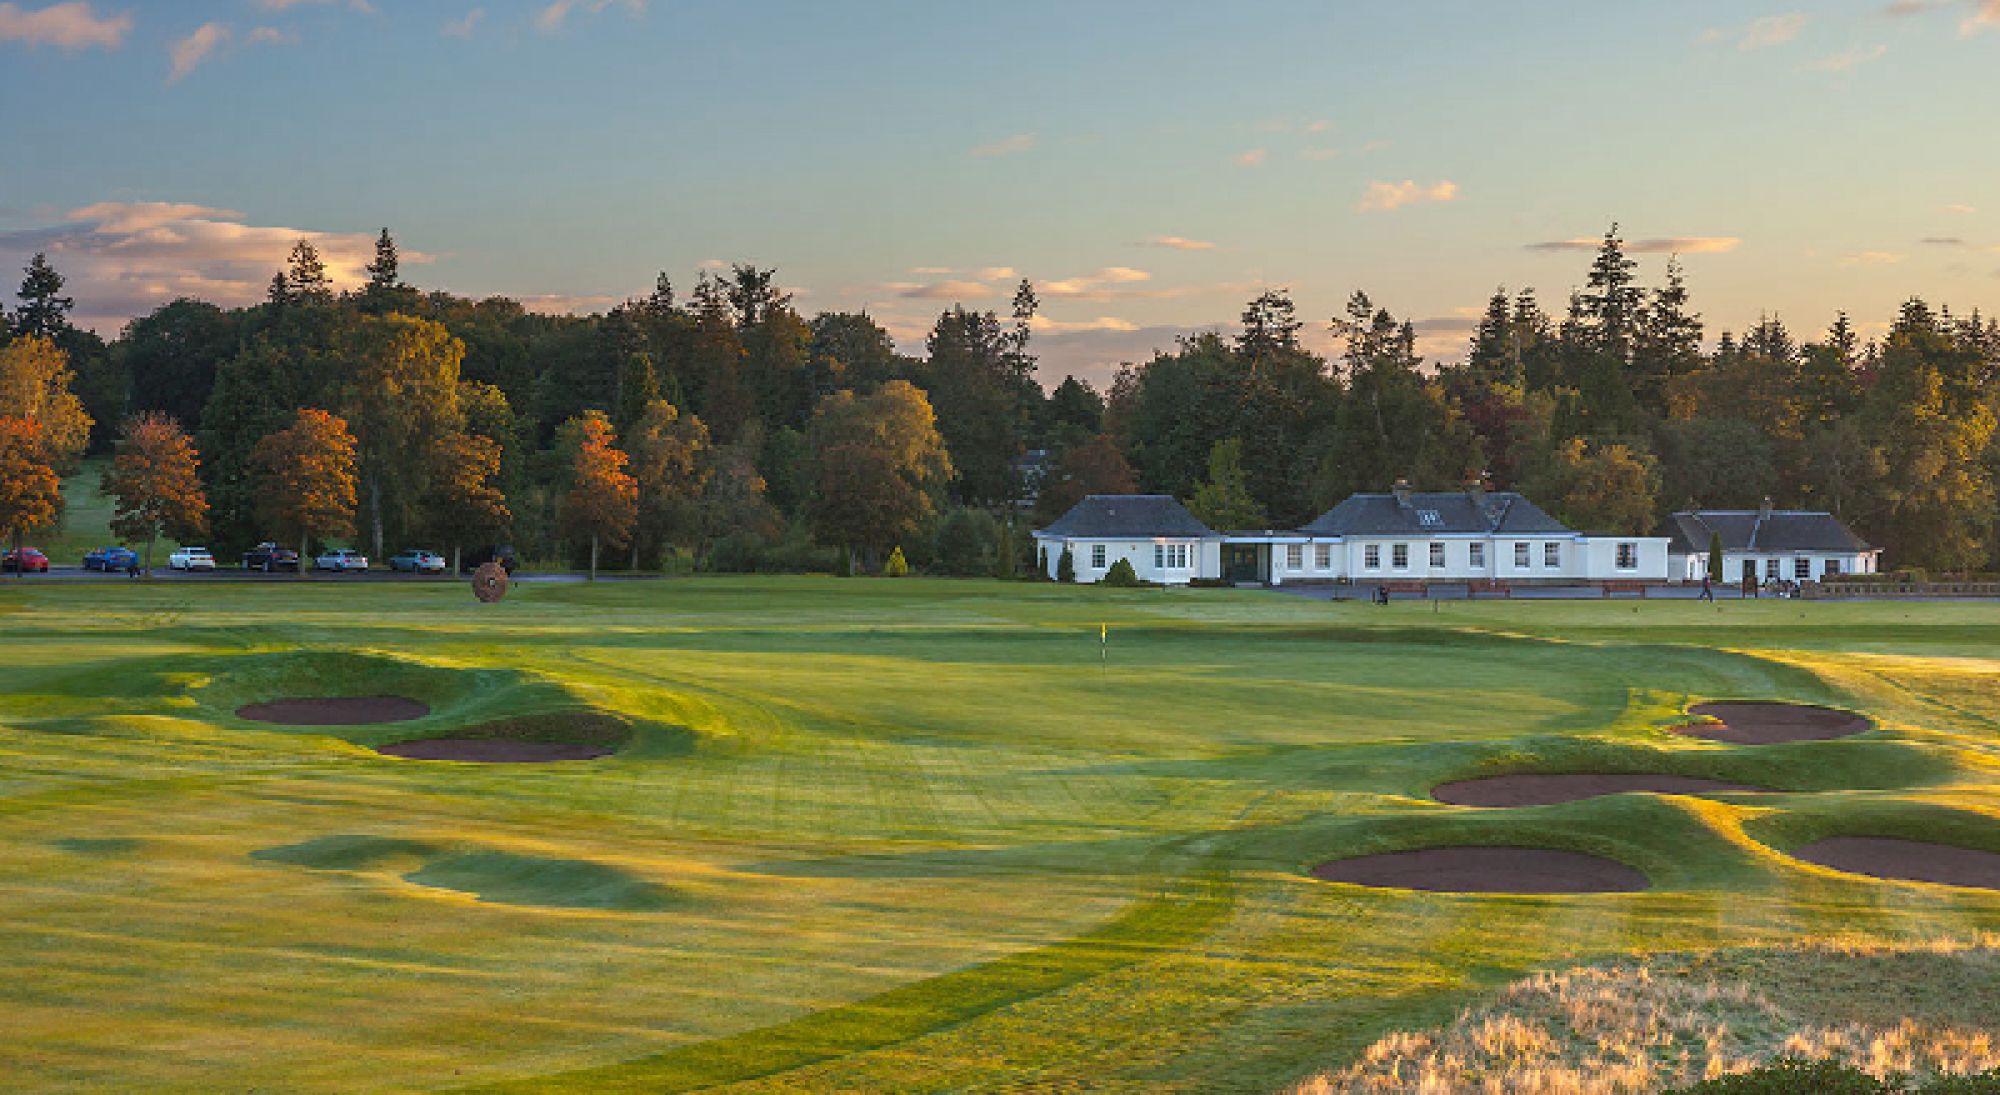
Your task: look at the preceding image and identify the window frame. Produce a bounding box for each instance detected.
[1616,542,1638,571]
[1469,541,1486,568]
[1794,556,1811,580]
[1364,544,1381,570]
[1315,543,1331,570]
[1286,544,1304,570]
[1392,543,1410,570]
[1514,542,1530,568]
[1091,544,1106,570]
[1544,542,1561,569]
[1429,542,1446,569]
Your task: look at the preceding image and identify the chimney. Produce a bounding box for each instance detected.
[1392,478,1414,508]
[1465,471,1490,508]
[1759,497,1774,522]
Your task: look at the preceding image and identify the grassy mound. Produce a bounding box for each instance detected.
[254,835,673,911]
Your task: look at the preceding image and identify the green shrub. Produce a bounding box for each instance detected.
[1662,1058,1895,1094]
[1057,547,1075,583]
[1102,558,1141,587]
[933,508,1000,577]
[882,546,909,577]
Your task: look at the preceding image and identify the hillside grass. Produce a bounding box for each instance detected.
[2,578,2000,1091]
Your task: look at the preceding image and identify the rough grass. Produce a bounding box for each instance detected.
[1295,940,2000,1094]
[3,579,2000,1091]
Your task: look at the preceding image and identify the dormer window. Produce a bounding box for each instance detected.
[1417,509,1443,528]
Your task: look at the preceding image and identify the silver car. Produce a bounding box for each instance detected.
[313,549,370,572]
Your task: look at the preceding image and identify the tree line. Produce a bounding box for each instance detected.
[0,224,1995,576]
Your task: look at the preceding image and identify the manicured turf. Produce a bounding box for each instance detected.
[3,578,2000,1091]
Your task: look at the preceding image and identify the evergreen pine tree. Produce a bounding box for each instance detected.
[14,253,74,339]
[284,239,334,304]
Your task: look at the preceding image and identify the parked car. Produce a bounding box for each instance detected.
[2,547,50,573]
[461,543,519,574]
[169,546,217,571]
[83,546,140,572]
[314,548,370,572]
[243,542,300,571]
[389,549,447,574]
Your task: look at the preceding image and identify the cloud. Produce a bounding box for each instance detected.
[893,279,998,301]
[535,0,644,33]
[254,0,374,10]
[1526,235,1741,254]
[978,266,1018,281]
[0,201,432,332]
[1357,179,1459,212]
[1922,236,1967,245]
[0,2,131,49]
[515,292,623,316]
[970,132,1036,158]
[1028,315,1139,334]
[1842,250,1904,265]
[909,266,952,275]
[1234,148,1268,167]
[246,26,296,45]
[1138,236,1217,251]
[1707,12,1808,49]
[168,22,228,83]
[1946,203,1978,214]
[1040,266,1151,299]
[1967,0,2000,32]
[1811,44,1887,70]
[444,8,483,36]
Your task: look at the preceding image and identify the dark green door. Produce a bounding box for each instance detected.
[1227,545,1260,584]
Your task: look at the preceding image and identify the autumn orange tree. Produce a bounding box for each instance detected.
[424,431,510,576]
[103,413,209,576]
[0,417,62,576]
[252,408,357,578]
[0,335,92,474]
[562,411,636,581]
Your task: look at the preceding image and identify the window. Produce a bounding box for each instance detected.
[1469,542,1485,568]
[1154,543,1189,569]
[1616,543,1637,570]
[1154,544,1163,569]
[1091,544,1106,570]
[1392,543,1410,569]
[1364,544,1380,570]
[1286,544,1304,570]
[1765,558,1781,580]
[1514,542,1530,568]
[1417,509,1443,528]
[1429,542,1445,568]
[1315,544,1331,570]
[1544,542,1561,568]
[1795,557,1811,580]
[1824,558,1842,577]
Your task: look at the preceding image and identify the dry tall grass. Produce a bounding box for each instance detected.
[1292,940,2000,1095]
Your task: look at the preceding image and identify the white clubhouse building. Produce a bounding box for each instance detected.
[1662,503,1880,585]
[1035,483,1673,587]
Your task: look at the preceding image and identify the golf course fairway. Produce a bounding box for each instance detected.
[5,577,2000,1092]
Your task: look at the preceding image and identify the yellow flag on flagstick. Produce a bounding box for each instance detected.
[1100,623,1107,644]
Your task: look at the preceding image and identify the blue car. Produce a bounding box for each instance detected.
[82,546,140,572]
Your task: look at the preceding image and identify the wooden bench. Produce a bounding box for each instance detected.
[1382,580,1429,599]
[1600,580,1649,598]
[1467,579,1511,599]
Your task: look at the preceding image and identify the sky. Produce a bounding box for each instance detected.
[3,0,1999,386]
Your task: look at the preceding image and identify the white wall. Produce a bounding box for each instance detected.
[1678,550,1881,583]
[1035,537,1220,585]
[1578,537,1671,581]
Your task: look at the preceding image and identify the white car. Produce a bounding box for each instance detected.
[169,546,216,571]
[314,549,369,572]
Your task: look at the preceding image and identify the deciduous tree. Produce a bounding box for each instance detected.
[103,413,208,575]
[805,380,952,570]
[0,417,61,574]
[562,411,637,580]
[1188,437,1266,531]
[0,335,92,473]
[425,431,510,576]
[252,408,358,578]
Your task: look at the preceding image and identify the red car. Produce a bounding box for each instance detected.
[2,547,50,573]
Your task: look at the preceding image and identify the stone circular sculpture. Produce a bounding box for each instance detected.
[472,561,509,603]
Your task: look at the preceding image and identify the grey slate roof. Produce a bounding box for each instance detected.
[1664,511,1873,555]
[1035,495,1219,539]
[1298,491,1573,537]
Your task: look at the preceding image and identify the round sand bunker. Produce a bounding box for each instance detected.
[1675,701,1869,745]
[374,739,613,763]
[237,695,431,725]
[1434,773,1772,808]
[1311,847,1648,894]
[1794,836,2000,890]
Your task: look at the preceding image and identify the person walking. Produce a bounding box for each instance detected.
[1699,573,1714,603]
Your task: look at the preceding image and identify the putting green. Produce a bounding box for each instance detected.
[3,577,2000,1092]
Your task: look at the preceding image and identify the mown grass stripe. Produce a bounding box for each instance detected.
[467,871,1233,1094]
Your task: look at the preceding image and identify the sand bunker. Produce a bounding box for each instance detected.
[1311,847,1648,894]
[238,695,430,726]
[374,739,613,763]
[1795,836,2000,891]
[1675,701,1870,745]
[1434,773,1772,807]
